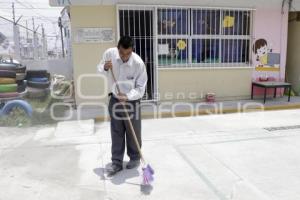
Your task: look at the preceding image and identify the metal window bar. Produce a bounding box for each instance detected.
[246,10,250,66]
[153,6,158,100]
[199,8,202,65]
[204,9,207,66]
[171,8,173,65]
[118,5,253,72]
[138,9,142,62]
[187,8,190,66]
[241,11,243,63]
[118,6,156,100]
[227,10,230,65]
[236,11,238,63]
[209,9,212,68]
[221,10,224,66]
[128,8,130,36]
[159,9,162,66]
[219,9,223,66]
[214,10,217,65]
[195,9,198,65]
[234,10,236,63]
[248,10,251,67]
[176,8,178,66]
[180,8,183,66]
[188,9,190,66]
[165,8,168,65]
[149,6,153,100]
[122,10,125,35]
[133,7,136,38]
[157,8,191,68]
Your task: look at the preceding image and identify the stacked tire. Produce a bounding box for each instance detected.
[0,59,27,99]
[26,70,51,99]
[0,58,32,122]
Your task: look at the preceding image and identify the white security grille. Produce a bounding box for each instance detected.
[118,5,254,99]
[118,6,155,100]
[157,7,253,68]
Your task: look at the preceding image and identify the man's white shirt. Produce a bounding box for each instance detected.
[97,47,148,101]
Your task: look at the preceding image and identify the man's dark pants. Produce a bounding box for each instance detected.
[108,95,141,167]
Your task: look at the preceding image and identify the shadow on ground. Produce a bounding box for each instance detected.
[93,162,153,195]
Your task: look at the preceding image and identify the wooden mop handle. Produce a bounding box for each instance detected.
[109,68,145,164]
[109,69,121,95]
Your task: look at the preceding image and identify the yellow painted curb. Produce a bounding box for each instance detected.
[95,103,300,122]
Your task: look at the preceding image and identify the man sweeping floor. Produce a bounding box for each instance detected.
[97,36,148,177]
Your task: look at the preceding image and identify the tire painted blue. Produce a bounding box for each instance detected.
[1,100,33,117]
[28,77,48,82]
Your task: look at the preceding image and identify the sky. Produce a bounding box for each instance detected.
[0,0,63,50]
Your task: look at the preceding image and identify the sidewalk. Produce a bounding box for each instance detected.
[64,96,300,121]
[1,109,300,199]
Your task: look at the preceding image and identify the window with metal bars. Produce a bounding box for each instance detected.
[157,8,252,67]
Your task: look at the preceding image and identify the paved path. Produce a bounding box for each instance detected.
[1,109,300,200]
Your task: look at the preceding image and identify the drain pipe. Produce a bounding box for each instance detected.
[288,0,294,11]
[280,0,292,83]
[282,0,294,14]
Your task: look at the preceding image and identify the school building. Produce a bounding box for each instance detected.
[49,0,300,106]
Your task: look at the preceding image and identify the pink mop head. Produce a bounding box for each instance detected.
[142,164,154,185]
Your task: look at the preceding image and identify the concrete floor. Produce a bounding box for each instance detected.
[65,96,300,120]
[1,109,300,199]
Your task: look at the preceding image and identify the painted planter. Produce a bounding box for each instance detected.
[27,87,50,98]
[16,73,26,81]
[26,70,48,79]
[0,78,16,84]
[0,84,18,93]
[28,77,49,83]
[17,80,27,93]
[0,99,33,117]
[0,92,19,99]
[14,66,26,74]
[0,70,16,78]
[27,81,50,89]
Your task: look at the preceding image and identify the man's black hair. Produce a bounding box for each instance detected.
[117,36,134,49]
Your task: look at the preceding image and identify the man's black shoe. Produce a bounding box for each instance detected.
[107,164,123,177]
[126,160,140,169]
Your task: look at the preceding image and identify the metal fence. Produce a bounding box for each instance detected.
[0,16,62,60]
[117,5,254,100]
[118,6,156,100]
[118,5,254,69]
[157,7,253,68]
